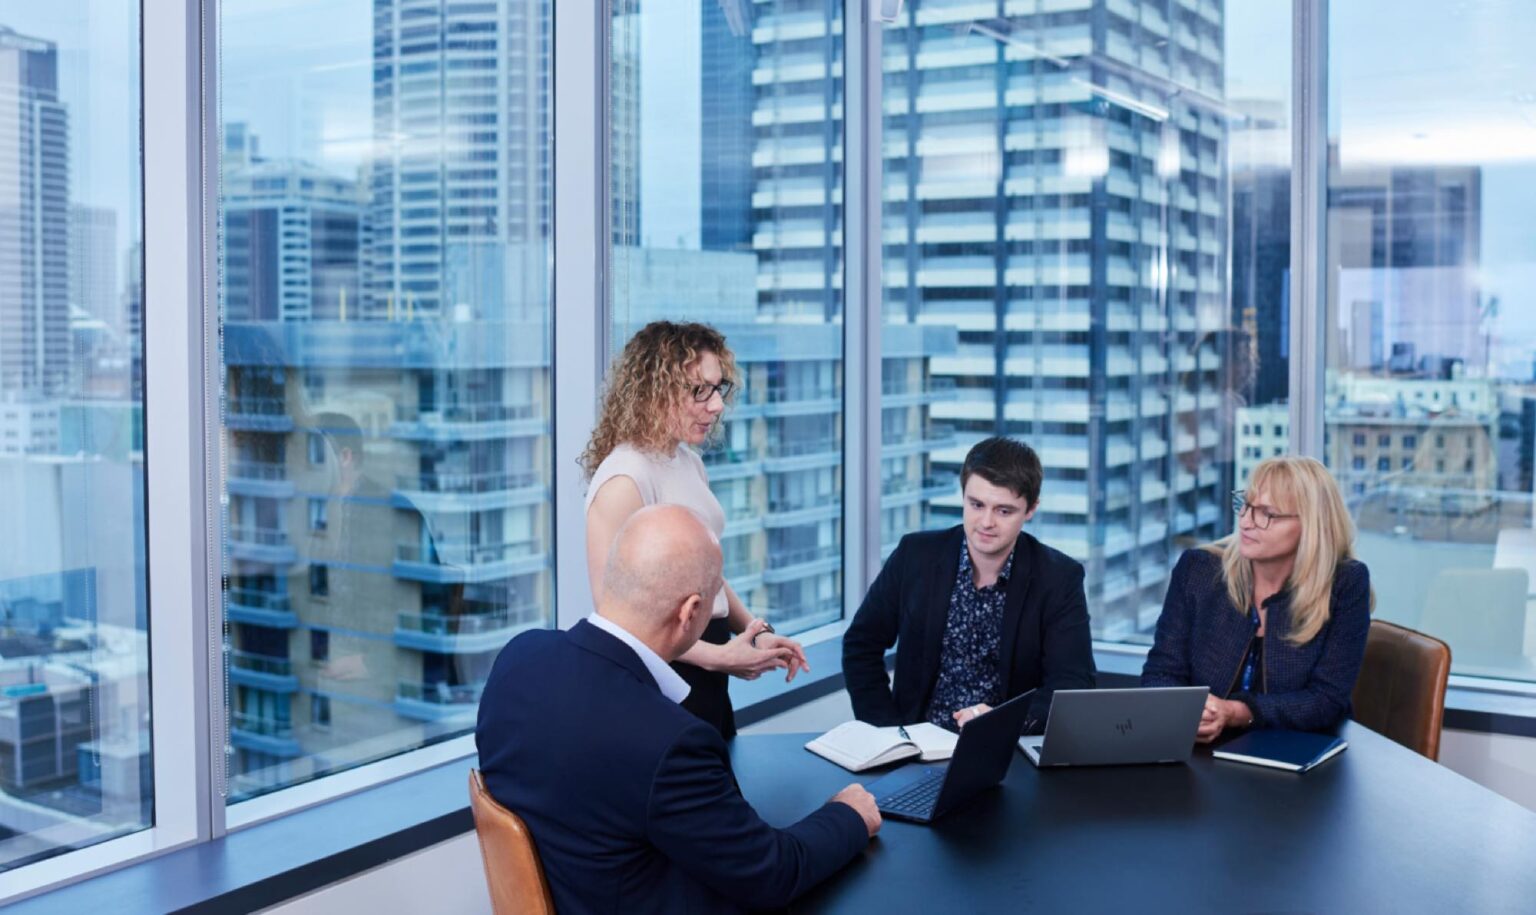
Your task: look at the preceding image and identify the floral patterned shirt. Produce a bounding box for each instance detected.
[926,539,1016,731]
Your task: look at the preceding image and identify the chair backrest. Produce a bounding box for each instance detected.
[469,769,556,915]
[1351,620,1451,761]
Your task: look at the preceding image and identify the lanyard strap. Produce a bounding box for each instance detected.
[1239,606,1261,693]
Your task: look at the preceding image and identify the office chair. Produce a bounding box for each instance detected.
[1351,620,1451,761]
[469,769,555,915]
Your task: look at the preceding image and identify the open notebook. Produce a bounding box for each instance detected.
[805,721,959,773]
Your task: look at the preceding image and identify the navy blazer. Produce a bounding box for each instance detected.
[475,620,868,915]
[841,526,1097,733]
[1141,548,1373,731]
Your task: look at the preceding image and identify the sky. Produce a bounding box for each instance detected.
[2,4,141,258]
[5,0,1534,374]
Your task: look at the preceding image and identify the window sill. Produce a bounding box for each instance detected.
[22,638,1536,913]
[8,756,475,914]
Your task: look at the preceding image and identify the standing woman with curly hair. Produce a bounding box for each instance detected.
[581,321,810,737]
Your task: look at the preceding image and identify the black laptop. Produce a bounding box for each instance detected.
[865,690,1033,824]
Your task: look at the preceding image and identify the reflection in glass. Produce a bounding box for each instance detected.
[1325,1,1536,682]
[608,1,873,636]
[220,0,553,802]
[0,10,151,870]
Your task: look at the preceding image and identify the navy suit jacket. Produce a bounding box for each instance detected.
[475,620,868,914]
[1142,548,1373,730]
[841,526,1097,733]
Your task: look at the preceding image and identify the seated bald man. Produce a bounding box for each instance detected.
[475,504,879,914]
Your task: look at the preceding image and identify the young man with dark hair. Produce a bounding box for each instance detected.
[842,436,1095,734]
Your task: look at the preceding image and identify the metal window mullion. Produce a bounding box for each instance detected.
[0,2,216,898]
[844,1,884,608]
[153,0,220,851]
[1289,0,1328,458]
[197,0,231,838]
[552,0,605,629]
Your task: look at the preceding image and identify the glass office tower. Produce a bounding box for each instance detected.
[872,2,1232,640]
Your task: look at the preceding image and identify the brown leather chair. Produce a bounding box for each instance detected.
[469,768,556,915]
[1351,620,1452,761]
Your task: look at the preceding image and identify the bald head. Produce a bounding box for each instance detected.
[601,505,723,638]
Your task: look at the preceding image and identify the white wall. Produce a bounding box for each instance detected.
[262,691,1536,914]
[1440,727,1536,813]
[259,833,490,915]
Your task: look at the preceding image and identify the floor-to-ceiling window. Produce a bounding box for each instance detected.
[1324,0,1536,683]
[878,0,1292,644]
[0,4,151,870]
[219,0,555,802]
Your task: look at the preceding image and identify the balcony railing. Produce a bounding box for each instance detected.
[882,424,955,447]
[766,437,838,459]
[723,559,758,580]
[398,680,486,706]
[395,402,538,424]
[881,376,956,396]
[229,650,292,677]
[396,538,540,566]
[230,712,293,739]
[881,473,959,496]
[396,470,540,494]
[767,495,837,515]
[229,460,287,481]
[396,603,543,636]
[228,396,287,417]
[226,589,292,612]
[768,544,841,569]
[764,384,838,404]
[228,526,290,548]
[702,448,754,467]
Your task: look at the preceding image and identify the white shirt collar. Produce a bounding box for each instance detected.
[586,613,692,704]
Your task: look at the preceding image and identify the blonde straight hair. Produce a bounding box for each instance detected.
[1205,456,1364,645]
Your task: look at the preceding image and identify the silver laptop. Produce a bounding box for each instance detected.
[1018,687,1208,767]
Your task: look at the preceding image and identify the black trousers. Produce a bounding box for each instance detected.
[672,617,737,739]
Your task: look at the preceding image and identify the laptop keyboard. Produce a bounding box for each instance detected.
[878,770,945,817]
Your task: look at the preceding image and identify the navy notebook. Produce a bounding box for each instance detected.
[1212,730,1347,773]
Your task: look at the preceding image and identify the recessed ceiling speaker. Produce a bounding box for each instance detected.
[876,0,904,24]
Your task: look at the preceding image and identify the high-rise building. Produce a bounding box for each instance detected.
[1234,402,1289,488]
[1327,156,1483,374]
[700,1,754,253]
[223,151,364,323]
[222,320,552,796]
[0,27,70,397]
[1325,374,1499,496]
[752,2,1231,640]
[366,0,552,322]
[220,0,559,796]
[1229,98,1290,407]
[69,206,118,332]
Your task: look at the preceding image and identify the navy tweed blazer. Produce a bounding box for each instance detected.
[1141,548,1372,731]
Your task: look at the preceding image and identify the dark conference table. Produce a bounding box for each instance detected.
[731,722,1536,913]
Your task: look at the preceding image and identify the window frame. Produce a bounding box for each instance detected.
[11,0,1536,904]
[0,0,210,902]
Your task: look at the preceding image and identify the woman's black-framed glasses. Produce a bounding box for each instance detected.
[685,381,735,403]
[1231,490,1299,530]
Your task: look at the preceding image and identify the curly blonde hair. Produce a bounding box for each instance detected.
[580,321,739,479]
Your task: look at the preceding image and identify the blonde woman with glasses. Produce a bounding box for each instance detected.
[1142,456,1373,743]
[581,321,810,738]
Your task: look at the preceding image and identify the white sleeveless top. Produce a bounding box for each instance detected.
[585,442,730,618]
